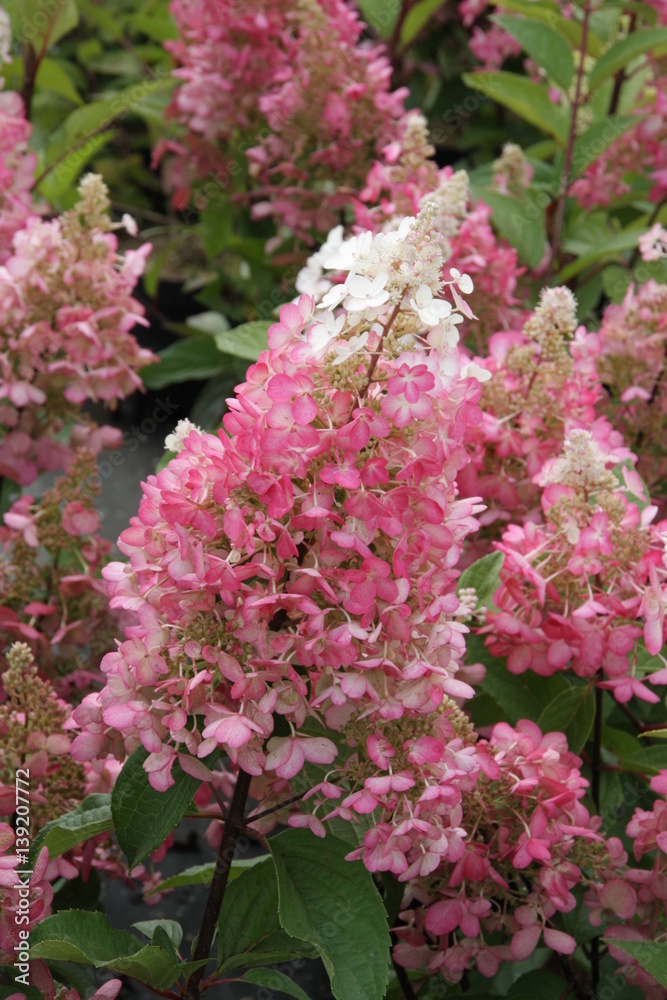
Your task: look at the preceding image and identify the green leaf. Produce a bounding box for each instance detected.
[29,911,179,990]
[640,729,667,739]
[588,27,667,90]
[608,940,667,987]
[111,746,204,869]
[126,12,179,42]
[133,920,183,951]
[215,320,271,361]
[400,0,447,46]
[493,0,603,54]
[270,829,391,1000]
[35,58,82,105]
[355,0,399,37]
[571,116,639,176]
[186,310,231,336]
[239,969,314,1000]
[4,0,78,49]
[141,336,229,389]
[37,78,174,200]
[493,15,574,91]
[157,856,263,892]
[457,552,503,611]
[538,684,595,753]
[30,794,113,866]
[557,226,642,281]
[470,185,547,268]
[463,72,569,144]
[218,857,317,972]
[622,745,667,776]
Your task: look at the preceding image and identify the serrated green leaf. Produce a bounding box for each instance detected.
[218,857,317,972]
[588,27,667,90]
[571,116,639,176]
[30,794,113,867]
[463,72,569,144]
[239,969,314,1000]
[111,746,203,869]
[640,729,667,739]
[608,939,667,987]
[538,684,595,752]
[29,911,178,990]
[494,15,574,90]
[215,320,271,361]
[270,829,390,1000]
[141,336,229,389]
[457,552,503,611]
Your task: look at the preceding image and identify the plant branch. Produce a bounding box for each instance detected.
[184,768,252,1000]
[547,0,594,283]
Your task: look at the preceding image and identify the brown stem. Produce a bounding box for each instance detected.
[349,300,402,423]
[184,768,252,1000]
[547,0,594,283]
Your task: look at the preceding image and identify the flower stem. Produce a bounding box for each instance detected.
[547,0,594,283]
[184,768,252,1000]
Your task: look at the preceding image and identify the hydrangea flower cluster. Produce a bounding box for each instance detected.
[69,205,486,795]
[479,429,667,704]
[0,452,117,690]
[0,90,34,263]
[303,167,523,346]
[0,642,163,996]
[0,173,155,486]
[159,0,409,240]
[390,717,610,981]
[595,280,667,509]
[459,287,629,526]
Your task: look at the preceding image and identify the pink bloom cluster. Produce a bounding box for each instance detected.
[0,91,34,263]
[480,428,667,704]
[0,451,117,688]
[69,207,486,796]
[459,287,629,526]
[0,173,155,486]
[159,0,409,240]
[596,280,667,508]
[389,719,607,980]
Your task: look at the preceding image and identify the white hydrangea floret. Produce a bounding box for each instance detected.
[165,419,203,454]
[409,284,453,326]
